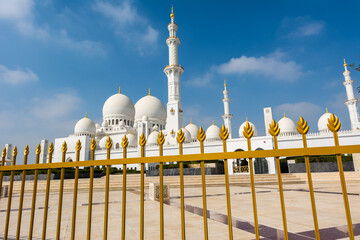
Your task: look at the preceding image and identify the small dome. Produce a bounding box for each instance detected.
[95,123,100,129]
[153,125,159,131]
[103,93,135,118]
[142,115,148,122]
[185,122,198,140]
[135,95,166,122]
[102,121,108,127]
[239,121,258,138]
[119,120,125,128]
[74,117,96,135]
[99,136,111,149]
[278,115,297,136]
[147,130,160,145]
[127,133,137,147]
[180,128,192,143]
[206,123,221,140]
[318,111,339,132]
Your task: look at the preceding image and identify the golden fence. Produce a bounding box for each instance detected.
[0,114,359,240]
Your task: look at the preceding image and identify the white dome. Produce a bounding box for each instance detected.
[180,127,192,143]
[103,93,135,118]
[135,95,166,122]
[318,111,339,132]
[147,130,160,145]
[119,120,125,128]
[95,123,100,129]
[126,133,137,147]
[206,124,221,140]
[239,121,258,138]
[74,117,96,135]
[102,121,108,127]
[278,116,297,135]
[185,122,198,140]
[99,136,110,149]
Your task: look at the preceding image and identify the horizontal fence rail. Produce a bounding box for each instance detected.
[0,114,358,240]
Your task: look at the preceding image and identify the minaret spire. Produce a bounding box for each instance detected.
[342,59,360,130]
[165,5,184,135]
[222,79,233,138]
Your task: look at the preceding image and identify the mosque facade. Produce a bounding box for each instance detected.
[38,9,360,174]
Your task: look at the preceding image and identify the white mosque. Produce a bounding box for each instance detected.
[31,8,360,174]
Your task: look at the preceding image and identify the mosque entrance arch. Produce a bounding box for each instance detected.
[233,149,249,173]
[254,148,269,174]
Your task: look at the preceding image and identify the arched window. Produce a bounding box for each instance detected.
[254,148,269,174]
[116,119,118,125]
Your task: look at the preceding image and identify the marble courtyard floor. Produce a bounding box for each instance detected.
[0,172,359,239]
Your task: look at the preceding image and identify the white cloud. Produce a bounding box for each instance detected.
[281,16,325,38]
[218,51,304,82]
[0,0,105,55]
[185,72,213,87]
[93,0,159,54]
[30,92,82,120]
[0,65,39,85]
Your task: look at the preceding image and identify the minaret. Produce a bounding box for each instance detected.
[164,6,184,136]
[343,59,360,130]
[222,80,233,138]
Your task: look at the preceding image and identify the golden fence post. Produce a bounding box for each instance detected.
[71,140,81,240]
[42,142,54,240]
[296,117,320,239]
[16,145,29,239]
[87,138,96,240]
[29,144,41,240]
[56,141,67,240]
[243,121,259,240]
[104,136,112,240]
[4,146,18,240]
[157,131,165,240]
[197,127,209,240]
[269,120,288,240]
[327,114,354,239]
[219,125,233,240]
[139,134,147,240]
[0,148,6,201]
[121,135,129,240]
[176,129,186,240]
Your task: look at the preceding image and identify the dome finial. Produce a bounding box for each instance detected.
[326,107,328,113]
[118,86,121,94]
[85,113,88,118]
[246,116,248,122]
[190,119,192,124]
[283,112,286,118]
[148,87,151,96]
[212,120,214,125]
[170,5,175,19]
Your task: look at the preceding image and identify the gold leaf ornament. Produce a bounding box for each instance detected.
[327,113,341,132]
[48,142,54,154]
[296,116,309,135]
[176,129,185,144]
[243,121,254,139]
[139,133,146,147]
[90,138,96,151]
[24,145,29,156]
[35,144,41,155]
[122,135,129,148]
[219,125,229,140]
[76,140,82,151]
[157,131,165,145]
[61,141,67,153]
[2,147,6,158]
[13,146,18,157]
[268,119,280,137]
[197,127,206,142]
[106,136,112,150]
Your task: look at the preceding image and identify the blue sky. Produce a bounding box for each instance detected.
[0,0,359,156]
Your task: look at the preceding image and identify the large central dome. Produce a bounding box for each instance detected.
[135,95,166,122]
[102,93,135,119]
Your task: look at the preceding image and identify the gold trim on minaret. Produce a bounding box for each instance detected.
[170,5,175,18]
[344,59,347,67]
[224,79,227,87]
